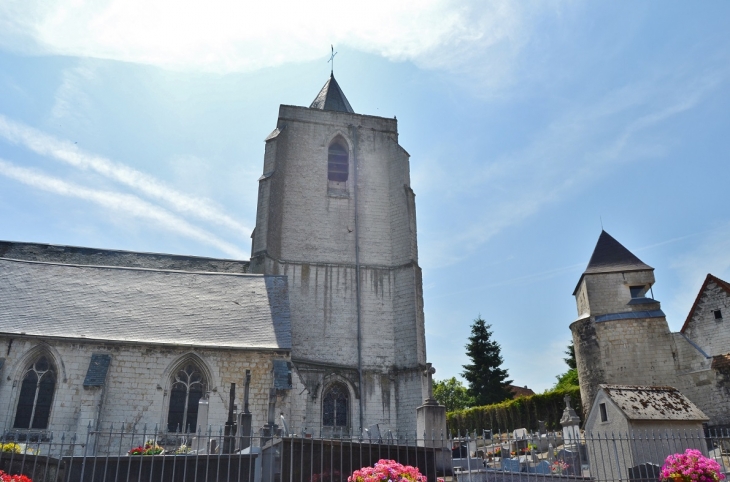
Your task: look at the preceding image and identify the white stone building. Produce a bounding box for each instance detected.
[0,74,428,439]
[571,231,730,428]
[584,385,708,482]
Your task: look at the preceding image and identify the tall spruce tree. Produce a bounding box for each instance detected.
[461,316,513,406]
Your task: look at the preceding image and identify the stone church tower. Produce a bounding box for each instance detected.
[250,74,427,435]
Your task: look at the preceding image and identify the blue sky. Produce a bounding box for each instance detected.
[1,1,729,392]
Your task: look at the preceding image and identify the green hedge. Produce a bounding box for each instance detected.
[445,387,583,434]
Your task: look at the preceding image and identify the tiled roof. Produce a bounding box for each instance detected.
[599,385,708,421]
[310,74,355,113]
[680,273,730,333]
[0,258,291,350]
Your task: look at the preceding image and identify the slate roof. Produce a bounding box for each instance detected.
[310,74,355,113]
[680,273,730,333]
[0,258,291,350]
[599,385,708,421]
[574,231,653,294]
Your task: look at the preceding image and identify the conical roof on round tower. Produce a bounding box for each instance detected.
[573,230,653,294]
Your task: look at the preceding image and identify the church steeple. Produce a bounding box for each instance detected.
[309,74,355,113]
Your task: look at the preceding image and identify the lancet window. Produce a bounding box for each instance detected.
[14,356,56,429]
[167,363,206,433]
[322,383,349,428]
[328,141,349,182]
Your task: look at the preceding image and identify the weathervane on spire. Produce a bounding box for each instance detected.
[328,45,338,75]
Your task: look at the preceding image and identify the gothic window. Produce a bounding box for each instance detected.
[328,141,349,182]
[14,356,56,429]
[322,383,348,428]
[167,364,206,433]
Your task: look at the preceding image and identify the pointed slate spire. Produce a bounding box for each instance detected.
[584,230,652,275]
[310,74,355,113]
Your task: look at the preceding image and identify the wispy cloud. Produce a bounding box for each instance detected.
[0,115,250,236]
[0,158,247,258]
[417,69,724,270]
[0,0,533,88]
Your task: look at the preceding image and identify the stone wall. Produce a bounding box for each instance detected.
[0,336,289,435]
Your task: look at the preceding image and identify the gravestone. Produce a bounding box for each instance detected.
[501,458,522,473]
[556,449,580,476]
[533,461,551,474]
[628,463,661,481]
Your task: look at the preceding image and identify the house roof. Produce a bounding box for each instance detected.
[598,385,708,421]
[573,231,653,294]
[680,273,730,333]
[0,258,291,350]
[310,74,355,113]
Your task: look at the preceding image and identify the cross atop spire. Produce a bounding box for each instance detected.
[328,45,337,75]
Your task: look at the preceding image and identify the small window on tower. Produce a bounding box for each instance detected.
[713,309,723,321]
[629,286,645,298]
[328,142,349,182]
[599,403,608,422]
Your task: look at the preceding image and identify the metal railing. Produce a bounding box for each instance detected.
[1,425,729,482]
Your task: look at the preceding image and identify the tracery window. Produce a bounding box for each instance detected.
[167,364,206,433]
[328,141,349,182]
[14,356,56,429]
[322,383,349,428]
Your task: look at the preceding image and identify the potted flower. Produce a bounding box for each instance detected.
[660,449,725,482]
[348,459,442,482]
[0,471,32,482]
[128,440,164,456]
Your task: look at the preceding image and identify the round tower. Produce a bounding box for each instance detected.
[570,231,675,415]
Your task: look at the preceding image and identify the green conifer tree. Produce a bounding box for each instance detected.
[461,316,513,406]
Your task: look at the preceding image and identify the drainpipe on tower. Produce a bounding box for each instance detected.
[349,124,364,434]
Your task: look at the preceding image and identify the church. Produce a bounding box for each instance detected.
[0,74,429,439]
[571,230,730,428]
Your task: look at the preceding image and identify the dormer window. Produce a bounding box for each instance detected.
[629,286,645,298]
[328,142,348,182]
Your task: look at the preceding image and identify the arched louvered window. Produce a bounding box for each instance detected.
[322,383,349,428]
[14,356,56,429]
[168,364,206,433]
[328,141,349,182]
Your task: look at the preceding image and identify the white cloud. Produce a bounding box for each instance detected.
[0,0,531,84]
[0,158,247,258]
[0,114,251,236]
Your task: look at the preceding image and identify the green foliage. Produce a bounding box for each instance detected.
[564,342,576,370]
[554,368,579,390]
[461,317,512,406]
[446,386,583,434]
[553,341,579,390]
[433,377,474,412]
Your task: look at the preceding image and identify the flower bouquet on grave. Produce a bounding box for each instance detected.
[493,447,502,458]
[0,470,32,482]
[128,440,164,455]
[660,449,725,482]
[551,460,569,475]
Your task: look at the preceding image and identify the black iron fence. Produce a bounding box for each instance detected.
[1,426,729,482]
